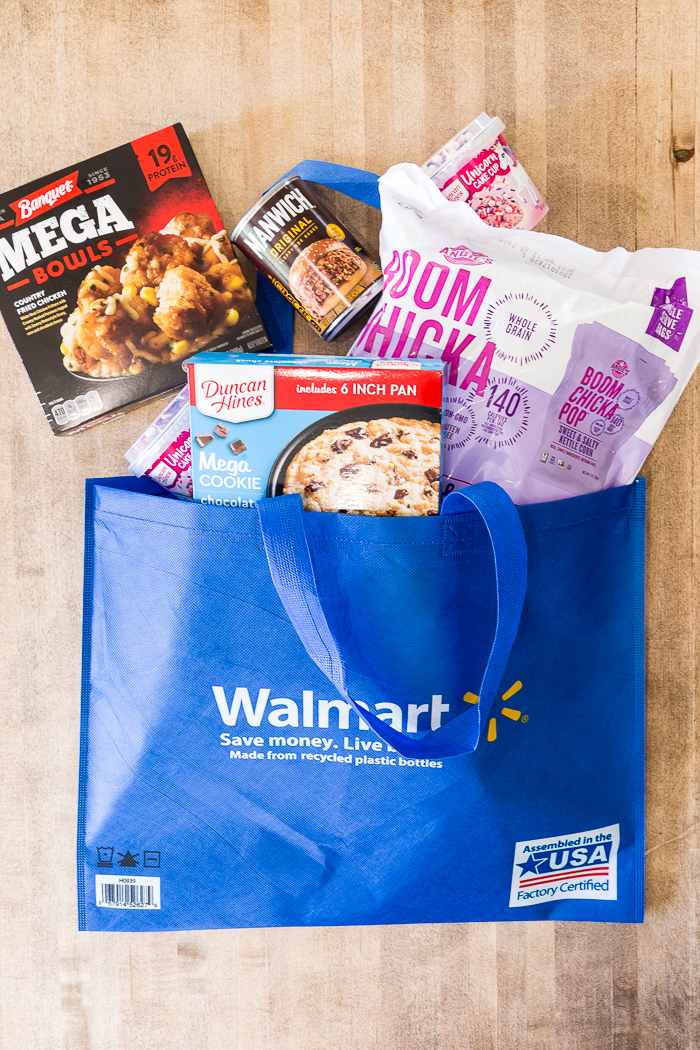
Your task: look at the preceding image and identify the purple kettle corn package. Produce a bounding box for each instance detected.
[529,323,677,494]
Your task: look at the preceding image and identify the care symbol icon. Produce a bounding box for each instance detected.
[97,847,114,868]
[117,850,139,868]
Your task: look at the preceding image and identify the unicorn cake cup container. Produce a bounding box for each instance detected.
[421,112,548,231]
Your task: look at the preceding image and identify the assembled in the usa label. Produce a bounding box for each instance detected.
[509,823,619,907]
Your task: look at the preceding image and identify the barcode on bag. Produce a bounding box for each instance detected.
[95,874,161,909]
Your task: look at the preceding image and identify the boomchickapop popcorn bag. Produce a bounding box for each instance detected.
[349,164,700,503]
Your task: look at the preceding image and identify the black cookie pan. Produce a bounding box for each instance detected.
[267,402,441,497]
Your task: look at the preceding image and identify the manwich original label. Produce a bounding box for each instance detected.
[232,175,383,341]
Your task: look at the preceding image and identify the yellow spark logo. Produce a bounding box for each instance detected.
[463,680,528,742]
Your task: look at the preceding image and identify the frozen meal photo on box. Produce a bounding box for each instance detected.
[0,123,272,434]
[187,354,444,514]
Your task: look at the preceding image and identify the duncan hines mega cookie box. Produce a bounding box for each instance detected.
[187,354,445,514]
[0,124,272,435]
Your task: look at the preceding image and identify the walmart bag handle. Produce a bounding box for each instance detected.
[256,483,527,759]
[253,161,381,353]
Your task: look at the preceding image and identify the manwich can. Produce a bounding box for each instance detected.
[232,176,383,341]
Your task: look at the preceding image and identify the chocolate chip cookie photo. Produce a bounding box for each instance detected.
[283,416,441,516]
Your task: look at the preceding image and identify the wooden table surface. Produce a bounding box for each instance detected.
[1,1,698,1047]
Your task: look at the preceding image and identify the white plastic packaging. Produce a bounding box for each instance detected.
[349,163,700,505]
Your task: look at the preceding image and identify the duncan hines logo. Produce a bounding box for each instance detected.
[241,186,314,259]
[192,363,275,424]
[10,171,82,225]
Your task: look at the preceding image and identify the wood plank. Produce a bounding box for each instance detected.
[636,2,699,1049]
[544,0,637,251]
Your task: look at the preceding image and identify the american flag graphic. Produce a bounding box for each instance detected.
[510,824,619,908]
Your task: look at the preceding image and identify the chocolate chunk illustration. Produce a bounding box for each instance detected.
[402,449,418,459]
[214,423,229,438]
[345,427,368,439]
[195,434,213,447]
[340,465,359,477]
[331,438,353,453]
[394,489,408,500]
[304,481,325,494]
[370,433,392,448]
[425,468,440,481]
[229,439,246,455]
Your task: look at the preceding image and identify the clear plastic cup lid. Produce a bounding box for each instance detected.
[421,112,505,180]
[124,386,189,465]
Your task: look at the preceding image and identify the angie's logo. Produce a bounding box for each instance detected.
[440,245,493,266]
[10,171,82,225]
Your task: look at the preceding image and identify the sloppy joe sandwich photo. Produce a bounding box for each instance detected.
[288,239,368,320]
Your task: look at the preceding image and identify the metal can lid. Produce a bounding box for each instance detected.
[231,175,303,243]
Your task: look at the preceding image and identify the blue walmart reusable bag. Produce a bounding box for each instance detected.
[77,473,644,930]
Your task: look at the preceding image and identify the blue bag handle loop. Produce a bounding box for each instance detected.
[256,482,527,759]
[253,161,381,354]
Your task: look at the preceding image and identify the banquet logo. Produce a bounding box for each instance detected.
[509,823,619,907]
[10,171,82,224]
